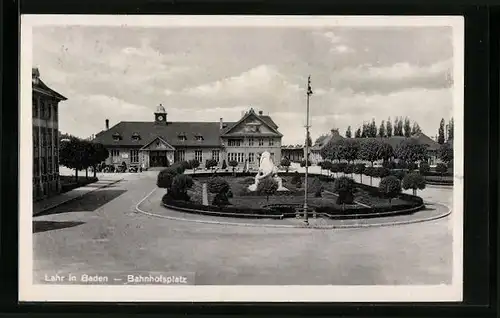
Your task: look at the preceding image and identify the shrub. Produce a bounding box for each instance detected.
[333,176,355,206]
[436,163,448,177]
[376,167,390,178]
[390,169,406,180]
[378,176,402,205]
[343,164,354,175]
[156,168,179,189]
[407,162,418,171]
[382,161,396,169]
[188,159,200,173]
[296,179,302,188]
[169,174,194,201]
[353,163,366,175]
[170,162,186,174]
[321,161,333,173]
[229,160,238,175]
[207,176,231,206]
[300,160,312,167]
[338,162,347,173]
[395,161,408,170]
[364,166,374,177]
[308,177,324,197]
[402,172,426,195]
[291,171,301,184]
[205,158,218,171]
[330,163,340,176]
[280,158,291,172]
[257,177,279,202]
[419,162,430,175]
[180,160,191,171]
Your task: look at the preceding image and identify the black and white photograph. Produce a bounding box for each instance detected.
[19,15,464,302]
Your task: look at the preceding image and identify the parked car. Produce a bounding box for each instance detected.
[129,166,138,173]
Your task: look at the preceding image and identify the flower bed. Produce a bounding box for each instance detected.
[161,172,425,220]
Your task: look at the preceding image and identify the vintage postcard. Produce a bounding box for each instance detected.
[19,15,464,302]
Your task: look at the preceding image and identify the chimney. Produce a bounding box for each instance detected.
[258,110,263,116]
[32,67,40,85]
[105,119,109,130]
[220,118,223,130]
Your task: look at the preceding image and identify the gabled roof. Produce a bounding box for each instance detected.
[140,136,175,151]
[221,108,283,137]
[311,129,344,151]
[93,121,224,147]
[32,68,67,101]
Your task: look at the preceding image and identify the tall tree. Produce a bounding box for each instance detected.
[338,139,360,164]
[395,139,428,166]
[361,122,368,138]
[59,136,87,182]
[378,120,386,138]
[355,127,362,138]
[397,117,404,136]
[369,118,377,137]
[386,117,393,137]
[411,122,422,135]
[393,117,399,136]
[345,126,352,138]
[447,118,454,141]
[438,118,446,144]
[403,117,412,137]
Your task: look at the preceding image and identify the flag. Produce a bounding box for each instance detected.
[307,75,313,96]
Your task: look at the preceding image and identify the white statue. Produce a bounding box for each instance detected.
[248,151,288,192]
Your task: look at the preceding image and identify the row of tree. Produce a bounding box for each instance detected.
[437,118,454,144]
[59,136,109,181]
[343,117,422,139]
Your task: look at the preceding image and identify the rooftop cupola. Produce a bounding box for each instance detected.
[154,103,167,124]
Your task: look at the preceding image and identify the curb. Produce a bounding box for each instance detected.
[135,188,452,230]
[34,178,124,216]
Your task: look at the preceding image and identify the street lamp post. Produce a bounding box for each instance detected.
[304,75,313,225]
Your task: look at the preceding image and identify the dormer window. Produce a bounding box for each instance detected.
[195,134,204,141]
[112,133,122,141]
[178,133,187,141]
[131,132,141,141]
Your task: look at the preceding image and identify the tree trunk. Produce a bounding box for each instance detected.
[413,189,416,195]
[85,168,88,179]
[93,165,97,178]
[75,169,78,183]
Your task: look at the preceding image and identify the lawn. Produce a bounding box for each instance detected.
[188,175,410,211]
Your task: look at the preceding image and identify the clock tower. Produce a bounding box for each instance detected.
[154,103,167,124]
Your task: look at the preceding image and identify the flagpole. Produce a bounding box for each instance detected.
[304,75,312,225]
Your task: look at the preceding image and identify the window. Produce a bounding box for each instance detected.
[178,134,187,141]
[195,150,203,162]
[248,152,255,163]
[132,133,141,141]
[41,127,47,147]
[248,138,254,146]
[40,100,46,120]
[269,138,274,146]
[212,150,220,162]
[48,156,53,173]
[174,150,185,162]
[195,135,204,141]
[54,156,59,173]
[32,96,38,118]
[111,149,120,163]
[42,158,47,175]
[227,152,244,163]
[130,150,139,163]
[47,102,52,119]
[258,138,264,146]
[33,157,39,176]
[54,104,58,121]
[33,127,38,148]
[112,133,122,141]
[228,139,242,147]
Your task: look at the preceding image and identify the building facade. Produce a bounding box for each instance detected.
[93,107,283,170]
[32,68,67,201]
[281,145,305,163]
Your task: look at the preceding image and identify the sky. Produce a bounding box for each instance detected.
[32,25,455,145]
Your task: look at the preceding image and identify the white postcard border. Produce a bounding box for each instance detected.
[19,14,464,303]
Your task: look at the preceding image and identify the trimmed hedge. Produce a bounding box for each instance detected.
[424,176,454,185]
[162,194,283,218]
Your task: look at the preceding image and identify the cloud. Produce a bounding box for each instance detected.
[183,65,301,99]
[329,59,453,94]
[331,45,354,54]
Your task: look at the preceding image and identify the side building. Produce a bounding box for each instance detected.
[32,68,67,201]
[92,106,283,170]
